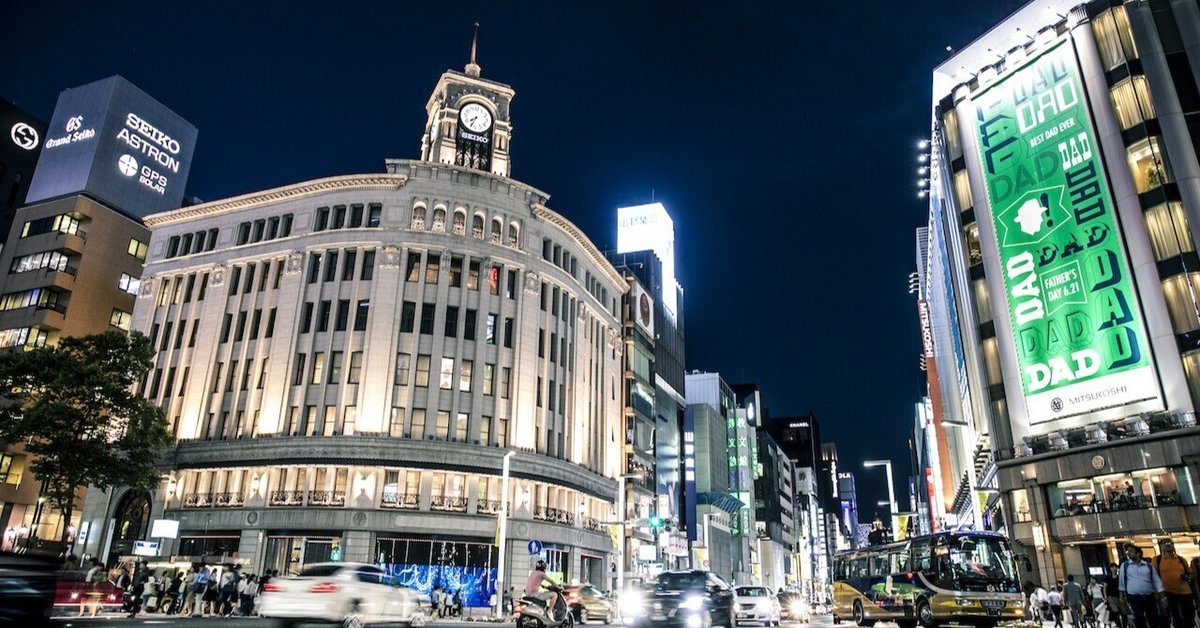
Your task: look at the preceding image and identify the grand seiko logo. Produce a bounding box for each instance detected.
[45,115,95,149]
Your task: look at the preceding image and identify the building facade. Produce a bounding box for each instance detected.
[77,59,627,600]
[926,0,1200,583]
[0,98,45,252]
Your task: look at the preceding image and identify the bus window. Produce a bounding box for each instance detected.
[871,553,889,577]
[851,557,868,580]
[890,548,911,574]
[833,557,844,580]
[910,539,932,574]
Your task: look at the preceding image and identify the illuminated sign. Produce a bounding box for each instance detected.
[133,540,159,557]
[631,279,655,337]
[26,76,197,217]
[971,42,1161,425]
[617,203,679,316]
[10,122,39,150]
[683,407,697,541]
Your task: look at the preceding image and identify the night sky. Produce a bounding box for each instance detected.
[0,1,1029,517]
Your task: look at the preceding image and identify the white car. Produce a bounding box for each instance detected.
[258,562,421,628]
[733,586,780,627]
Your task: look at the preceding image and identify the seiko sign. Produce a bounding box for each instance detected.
[26,76,197,217]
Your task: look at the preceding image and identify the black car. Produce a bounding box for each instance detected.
[621,571,736,628]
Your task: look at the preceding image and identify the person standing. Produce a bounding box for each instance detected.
[1107,564,1128,628]
[1049,585,1067,628]
[127,562,148,617]
[1087,577,1105,627]
[239,574,258,616]
[1065,575,1087,626]
[1154,539,1194,628]
[1119,545,1164,628]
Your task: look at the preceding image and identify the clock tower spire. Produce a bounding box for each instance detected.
[419,25,514,177]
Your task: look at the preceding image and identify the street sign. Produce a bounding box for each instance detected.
[528,539,543,555]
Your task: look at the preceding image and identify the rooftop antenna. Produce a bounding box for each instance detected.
[465,22,482,77]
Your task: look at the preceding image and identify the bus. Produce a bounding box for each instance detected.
[832,531,1024,628]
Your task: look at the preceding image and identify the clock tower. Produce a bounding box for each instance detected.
[420,31,514,178]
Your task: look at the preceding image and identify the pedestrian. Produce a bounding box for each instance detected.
[1065,575,1087,626]
[218,567,239,617]
[127,562,148,617]
[1106,564,1128,628]
[81,558,105,617]
[1049,585,1066,628]
[239,574,258,616]
[1087,577,1105,627]
[1118,545,1165,628]
[191,564,211,617]
[140,568,158,613]
[1154,539,1194,628]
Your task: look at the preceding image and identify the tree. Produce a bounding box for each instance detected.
[0,331,171,548]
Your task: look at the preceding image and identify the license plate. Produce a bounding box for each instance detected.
[652,615,667,621]
[986,609,1001,616]
[982,600,1005,609]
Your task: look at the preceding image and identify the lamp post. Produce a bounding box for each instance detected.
[616,473,643,592]
[864,460,898,541]
[495,451,516,620]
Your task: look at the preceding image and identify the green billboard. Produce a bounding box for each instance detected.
[971,41,1160,425]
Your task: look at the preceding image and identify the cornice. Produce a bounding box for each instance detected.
[531,204,627,293]
[144,174,409,227]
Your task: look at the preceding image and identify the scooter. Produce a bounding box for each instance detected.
[517,583,575,628]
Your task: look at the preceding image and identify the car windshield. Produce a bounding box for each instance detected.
[943,535,1018,582]
[654,573,706,591]
[298,565,342,577]
[737,587,771,597]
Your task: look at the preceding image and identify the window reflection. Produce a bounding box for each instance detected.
[1127,137,1172,193]
[1049,468,1192,517]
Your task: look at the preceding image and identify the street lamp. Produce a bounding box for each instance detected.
[495,451,516,620]
[617,473,643,592]
[864,460,899,542]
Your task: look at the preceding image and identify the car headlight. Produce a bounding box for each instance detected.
[955,599,975,607]
[791,601,806,613]
[619,592,645,616]
[1010,599,1025,608]
[681,596,705,611]
[734,602,743,612]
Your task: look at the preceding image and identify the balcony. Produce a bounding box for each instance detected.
[381,491,419,510]
[580,515,606,533]
[309,490,346,507]
[1051,504,1191,543]
[269,490,305,507]
[182,492,214,508]
[476,499,504,515]
[533,506,576,526]
[430,496,468,513]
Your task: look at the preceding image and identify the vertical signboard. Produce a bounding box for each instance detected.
[683,407,697,541]
[26,76,197,217]
[971,41,1160,425]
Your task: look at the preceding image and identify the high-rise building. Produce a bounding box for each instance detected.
[76,54,628,598]
[0,77,194,552]
[925,0,1200,583]
[754,431,797,591]
[684,371,740,582]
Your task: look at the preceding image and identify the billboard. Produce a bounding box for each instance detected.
[631,279,655,337]
[26,76,197,217]
[971,41,1160,425]
[617,203,679,316]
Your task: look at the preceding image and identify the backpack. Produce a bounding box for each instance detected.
[1155,555,1190,581]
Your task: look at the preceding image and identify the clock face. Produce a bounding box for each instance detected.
[460,103,493,133]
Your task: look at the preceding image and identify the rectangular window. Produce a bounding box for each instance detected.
[501,367,511,399]
[118,273,141,295]
[436,411,450,439]
[332,205,346,229]
[489,266,500,295]
[1162,273,1200,334]
[538,330,545,358]
[415,355,431,387]
[1127,136,1172,193]
[506,269,516,299]
[335,299,350,331]
[240,361,253,390]
[188,320,199,347]
[537,376,543,407]
[234,311,247,341]
[307,252,321,284]
[395,353,410,386]
[341,249,357,281]
[367,203,382,227]
[503,318,514,348]
[128,238,148,261]
[257,358,268,389]
[323,250,339,282]
[444,306,459,337]
[228,266,242,296]
[1092,6,1137,70]
[419,302,436,335]
[497,417,508,447]
[460,360,473,392]
[328,351,344,384]
[301,302,314,333]
[440,357,454,390]
[110,309,132,331]
[349,204,364,228]
[311,352,326,384]
[406,251,421,282]
[483,364,494,395]
[449,256,463,287]
[249,309,262,339]
[389,407,405,437]
[468,261,480,290]
[197,273,209,300]
[486,314,497,344]
[243,264,256,293]
[266,308,277,337]
[304,406,317,436]
[361,250,375,280]
[226,361,238,392]
[1145,202,1195,261]
[315,206,330,231]
[464,309,477,341]
[317,300,331,332]
[425,253,440,284]
[348,351,363,384]
[480,416,492,446]
[267,216,280,239]
[354,300,369,331]
[183,273,196,301]
[1110,76,1156,131]
[455,412,468,442]
[400,301,416,333]
[323,406,336,436]
[410,409,426,440]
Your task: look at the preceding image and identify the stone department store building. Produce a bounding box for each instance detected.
[76,56,627,599]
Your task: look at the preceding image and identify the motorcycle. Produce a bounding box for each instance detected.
[517,583,575,628]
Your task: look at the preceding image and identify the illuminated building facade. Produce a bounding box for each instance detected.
[926,0,1200,584]
[77,57,626,597]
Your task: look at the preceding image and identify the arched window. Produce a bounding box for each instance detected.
[472,215,485,239]
[508,222,520,248]
[490,219,502,244]
[452,210,467,236]
[432,207,447,232]
[411,205,426,230]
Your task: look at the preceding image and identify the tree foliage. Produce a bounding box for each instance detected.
[0,331,171,544]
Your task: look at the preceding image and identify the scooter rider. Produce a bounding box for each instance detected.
[525,560,562,620]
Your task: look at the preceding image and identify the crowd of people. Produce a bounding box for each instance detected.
[1026,540,1200,628]
[79,559,276,618]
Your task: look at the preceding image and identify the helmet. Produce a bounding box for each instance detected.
[535,560,547,571]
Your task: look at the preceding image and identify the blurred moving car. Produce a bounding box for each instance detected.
[52,571,124,616]
[620,570,736,628]
[565,583,617,624]
[257,562,419,628]
[775,592,810,622]
[732,587,780,627]
[0,552,57,627]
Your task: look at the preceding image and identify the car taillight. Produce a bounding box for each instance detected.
[310,583,340,593]
[263,582,284,593]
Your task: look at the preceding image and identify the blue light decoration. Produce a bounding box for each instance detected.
[379,563,498,607]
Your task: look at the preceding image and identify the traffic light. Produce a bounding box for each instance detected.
[648,515,663,532]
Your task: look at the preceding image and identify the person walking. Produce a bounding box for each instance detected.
[1119,545,1165,628]
[81,558,105,618]
[239,574,258,616]
[1065,575,1087,626]
[1087,577,1105,627]
[190,564,211,617]
[1106,564,1128,628]
[218,568,239,617]
[1154,539,1194,628]
[127,562,148,617]
[1049,585,1067,628]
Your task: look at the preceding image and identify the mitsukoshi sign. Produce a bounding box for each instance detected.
[971,41,1160,425]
